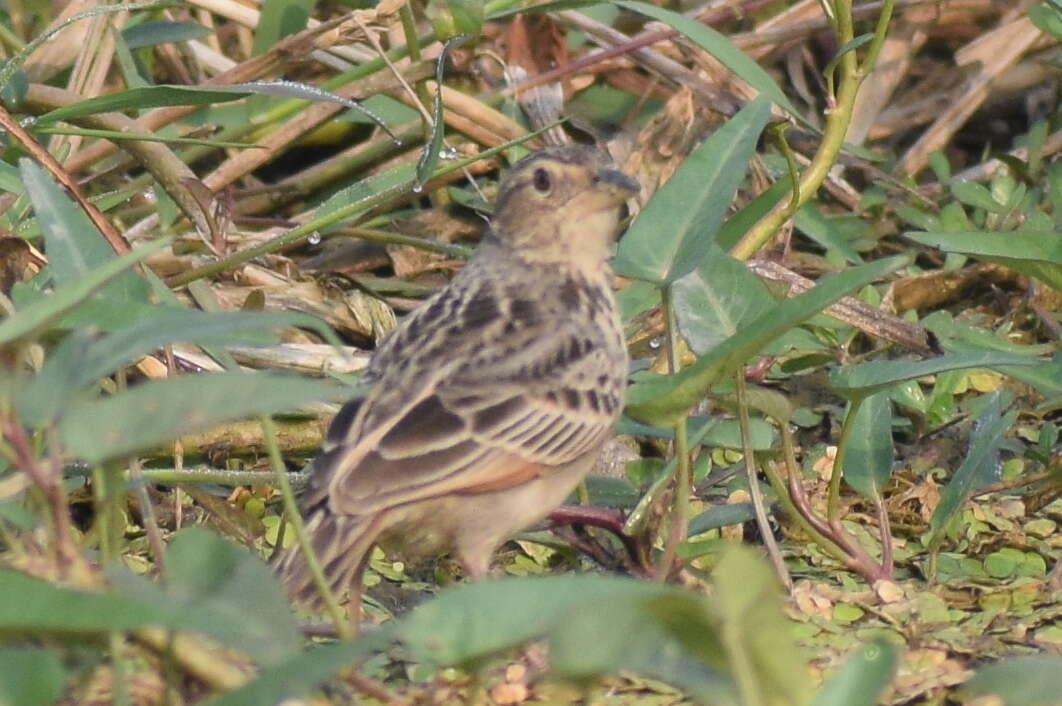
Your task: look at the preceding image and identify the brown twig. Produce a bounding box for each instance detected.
[0,413,79,568]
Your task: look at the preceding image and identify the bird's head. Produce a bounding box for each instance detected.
[490,145,640,271]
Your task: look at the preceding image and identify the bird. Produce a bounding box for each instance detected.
[274,144,639,622]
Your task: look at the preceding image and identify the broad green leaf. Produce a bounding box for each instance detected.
[205,629,396,706]
[812,639,898,706]
[1000,360,1062,399]
[712,547,811,706]
[960,655,1062,706]
[905,230,1062,290]
[33,85,255,125]
[1030,2,1062,42]
[626,256,908,424]
[929,392,1015,539]
[122,20,211,49]
[841,392,894,499]
[0,239,169,346]
[0,162,23,195]
[0,568,193,633]
[673,245,774,354]
[58,372,355,463]
[0,649,66,706]
[829,350,1042,399]
[793,202,864,264]
[687,503,757,535]
[106,528,301,665]
[716,176,791,250]
[20,159,149,303]
[614,96,771,283]
[400,575,735,702]
[613,1,796,115]
[950,181,1006,213]
[252,0,312,55]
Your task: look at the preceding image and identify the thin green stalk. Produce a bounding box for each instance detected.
[730,0,894,260]
[75,465,305,486]
[734,371,791,590]
[0,21,25,52]
[347,227,473,259]
[623,415,720,536]
[828,397,863,524]
[657,284,690,579]
[260,415,351,640]
[109,631,129,706]
[400,3,423,63]
[766,425,848,562]
[93,458,129,706]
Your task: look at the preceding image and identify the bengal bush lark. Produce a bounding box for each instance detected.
[276,145,639,614]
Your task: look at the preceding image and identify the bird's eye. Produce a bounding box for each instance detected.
[532,168,551,193]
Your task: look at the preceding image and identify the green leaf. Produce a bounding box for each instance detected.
[687,503,757,535]
[122,20,211,49]
[0,568,190,633]
[793,202,864,264]
[204,629,396,706]
[822,33,873,89]
[107,528,301,665]
[829,350,1042,400]
[961,655,1062,706]
[841,392,894,499]
[905,230,1062,290]
[400,575,735,701]
[58,372,355,463]
[672,246,774,354]
[712,546,811,706]
[0,649,66,706]
[252,0,313,55]
[614,96,771,283]
[716,176,790,250]
[812,639,898,706]
[0,239,170,346]
[416,35,473,187]
[626,256,909,424]
[950,181,1006,213]
[929,391,1015,539]
[33,85,256,125]
[20,159,149,304]
[1029,2,1062,43]
[613,0,796,115]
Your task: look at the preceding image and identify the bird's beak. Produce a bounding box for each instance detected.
[594,168,641,198]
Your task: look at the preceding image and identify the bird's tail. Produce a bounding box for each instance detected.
[272,505,383,608]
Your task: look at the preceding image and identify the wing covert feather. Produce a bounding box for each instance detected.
[322,299,624,515]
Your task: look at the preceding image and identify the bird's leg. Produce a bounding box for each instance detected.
[347,556,371,637]
[459,551,491,581]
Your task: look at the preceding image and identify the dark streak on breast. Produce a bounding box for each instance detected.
[462,286,501,330]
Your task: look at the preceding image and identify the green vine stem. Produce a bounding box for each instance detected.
[735,372,791,590]
[762,425,847,563]
[260,415,351,640]
[729,0,895,260]
[828,397,862,525]
[656,285,691,580]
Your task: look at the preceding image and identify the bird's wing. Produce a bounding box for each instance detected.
[322,323,622,515]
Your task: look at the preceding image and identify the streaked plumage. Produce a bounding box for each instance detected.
[275,145,638,613]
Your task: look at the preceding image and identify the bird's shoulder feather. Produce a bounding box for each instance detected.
[310,250,626,515]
